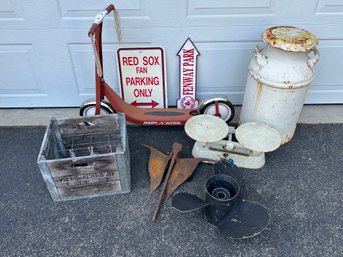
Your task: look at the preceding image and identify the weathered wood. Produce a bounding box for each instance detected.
[53,170,120,188]
[36,114,130,202]
[47,155,119,177]
[57,181,122,198]
[58,115,120,135]
[50,118,68,158]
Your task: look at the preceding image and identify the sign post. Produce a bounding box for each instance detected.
[176,38,200,109]
[117,47,167,108]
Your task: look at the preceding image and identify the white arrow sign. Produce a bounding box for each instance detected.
[176,38,200,109]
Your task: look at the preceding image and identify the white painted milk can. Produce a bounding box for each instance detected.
[239,26,320,144]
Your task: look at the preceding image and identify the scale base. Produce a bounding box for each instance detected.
[192,140,265,169]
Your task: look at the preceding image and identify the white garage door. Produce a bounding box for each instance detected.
[0,0,342,107]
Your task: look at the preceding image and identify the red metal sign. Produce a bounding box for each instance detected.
[176,38,200,109]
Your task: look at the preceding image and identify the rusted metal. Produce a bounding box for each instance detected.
[253,82,263,116]
[165,158,207,199]
[152,143,182,222]
[262,26,318,52]
[142,144,172,194]
[143,143,209,221]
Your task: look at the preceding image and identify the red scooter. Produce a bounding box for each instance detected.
[80,4,235,126]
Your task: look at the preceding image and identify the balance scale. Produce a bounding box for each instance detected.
[184,115,281,169]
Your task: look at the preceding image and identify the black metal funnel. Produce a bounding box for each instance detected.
[172,168,270,239]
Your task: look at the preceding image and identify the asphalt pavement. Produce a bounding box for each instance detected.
[0,124,342,257]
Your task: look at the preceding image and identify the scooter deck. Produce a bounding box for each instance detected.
[102,82,197,126]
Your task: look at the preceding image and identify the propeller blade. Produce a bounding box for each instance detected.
[172,193,209,212]
[165,158,206,199]
[142,144,172,194]
[216,199,271,239]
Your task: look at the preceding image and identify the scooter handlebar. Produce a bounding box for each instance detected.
[88,4,115,36]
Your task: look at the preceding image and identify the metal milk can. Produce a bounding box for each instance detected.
[239,26,320,144]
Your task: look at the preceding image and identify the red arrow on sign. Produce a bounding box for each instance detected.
[176,38,200,109]
[131,100,159,108]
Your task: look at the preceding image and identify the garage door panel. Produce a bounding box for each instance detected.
[188,0,276,16]
[165,0,277,27]
[0,45,43,93]
[0,0,22,19]
[58,0,142,15]
[69,44,95,96]
[316,0,343,14]
[69,43,123,97]
[314,0,343,24]
[0,28,83,107]
[312,41,343,86]
[306,87,343,103]
[191,41,272,105]
[0,0,25,28]
[58,0,151,29]
[197,41,259,87]
[306,40,343,103]
[2,0,62,29]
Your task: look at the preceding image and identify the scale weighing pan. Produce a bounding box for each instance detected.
[236,122,281,152]
[185,114,229,143]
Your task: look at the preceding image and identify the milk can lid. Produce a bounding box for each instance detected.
[262,26,318,52]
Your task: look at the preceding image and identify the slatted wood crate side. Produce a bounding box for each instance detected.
[46,154,123,199]
[58,181,122,198]
[37,123,62,201]
[57,115,120,135]
[37,113,130,202]
[116,118,131,193]
[38,119,66,160]
[47,155,119,177]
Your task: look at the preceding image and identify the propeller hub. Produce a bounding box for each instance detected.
[205,174,240,225]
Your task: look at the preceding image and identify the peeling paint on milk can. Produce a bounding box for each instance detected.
[239,26,320,144]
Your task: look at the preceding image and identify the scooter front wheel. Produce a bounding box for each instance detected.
[79,99,115,116]
[198,97,235,124]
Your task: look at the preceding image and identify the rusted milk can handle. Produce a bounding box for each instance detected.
[253,45,267,66]
[307,48,320,69]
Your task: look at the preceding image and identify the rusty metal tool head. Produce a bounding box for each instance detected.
[143,143,210,221]
[165,157,209,199]
[142,144,172,194]
[152,143,182,222]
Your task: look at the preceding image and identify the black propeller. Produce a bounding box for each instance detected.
[172,162,270,239]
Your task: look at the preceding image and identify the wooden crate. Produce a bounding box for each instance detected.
[37,114,130,201]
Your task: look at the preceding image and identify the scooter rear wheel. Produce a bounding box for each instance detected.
[199,98,235,124]
[79,99,114,116]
